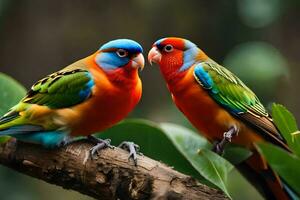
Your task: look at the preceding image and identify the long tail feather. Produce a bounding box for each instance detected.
[237,155,299,200]
[0,111,20,124]
[0,125,43,135]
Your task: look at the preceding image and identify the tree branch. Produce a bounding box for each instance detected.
[0,138,227,200]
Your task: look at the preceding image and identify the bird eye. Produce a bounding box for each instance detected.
[116,49,128,57]
[164,44,173,52]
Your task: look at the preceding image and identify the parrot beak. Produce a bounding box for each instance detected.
[148,47,161,65]
[131,53,145,70]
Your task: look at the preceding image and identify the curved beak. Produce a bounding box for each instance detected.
[148,47,161,65]
[131,53,145,70]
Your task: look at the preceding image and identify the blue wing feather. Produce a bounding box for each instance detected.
[194,63,214,90]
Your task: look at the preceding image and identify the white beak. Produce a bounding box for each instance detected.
[131,53,145,70]
[148,47,162,65]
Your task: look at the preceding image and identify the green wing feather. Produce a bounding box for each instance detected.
[193,61,289,149]
[0,68,94,128]
[22,69,93,108]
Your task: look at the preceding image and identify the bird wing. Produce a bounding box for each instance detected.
[22,69,94,108]
[0,68,94,127]
[193,61,289,150]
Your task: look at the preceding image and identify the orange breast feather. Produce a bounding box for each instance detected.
[169,66,264,149]
[59,58,142,136]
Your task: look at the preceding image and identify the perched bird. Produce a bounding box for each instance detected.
[0,39,144,163]
[148,37,296,199]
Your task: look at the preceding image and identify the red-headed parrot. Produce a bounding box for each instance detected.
[148,37,296,199]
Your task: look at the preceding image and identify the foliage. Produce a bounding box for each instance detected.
[256,104,300,196]
[0,73,26,115]
[272,104,300,155]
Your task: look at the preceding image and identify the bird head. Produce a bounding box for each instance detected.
[96,39,144,71]
[148,37,208,77]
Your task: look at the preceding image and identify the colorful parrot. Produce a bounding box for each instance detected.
[0,39,144,163]
[148,37,297,199]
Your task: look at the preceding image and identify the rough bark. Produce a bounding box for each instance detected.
[0,138,228,200]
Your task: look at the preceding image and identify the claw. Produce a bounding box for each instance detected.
[87,135,114,159]
[223,125,238,142]
[212,141,224,155]
[212,125,239,155]
[118,141,141,166]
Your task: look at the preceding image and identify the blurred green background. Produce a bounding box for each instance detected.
[0,0,299,199]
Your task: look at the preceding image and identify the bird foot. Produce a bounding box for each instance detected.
[118,141,142,166]
[87,135,114,159]
[212,125,239,155]
[212,141,224,155]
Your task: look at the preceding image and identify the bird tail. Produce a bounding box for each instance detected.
[0,111,20,129]
[0,125,43,136]
[0,111,43,136]
[263,171,298,200]
[237,154,299,200]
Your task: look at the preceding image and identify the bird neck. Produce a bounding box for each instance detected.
[105,66,139,88]
[160,66,187,86]
[160,49,208,85]
[195,50,209,62]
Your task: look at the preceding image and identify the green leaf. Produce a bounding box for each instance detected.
[226,169,264,200]
[272,103,300,155]
[223,145,253,165]
[256,142,300,195]
[197,149,233,197]
[0,73,26,115]
[159,123,260,199]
